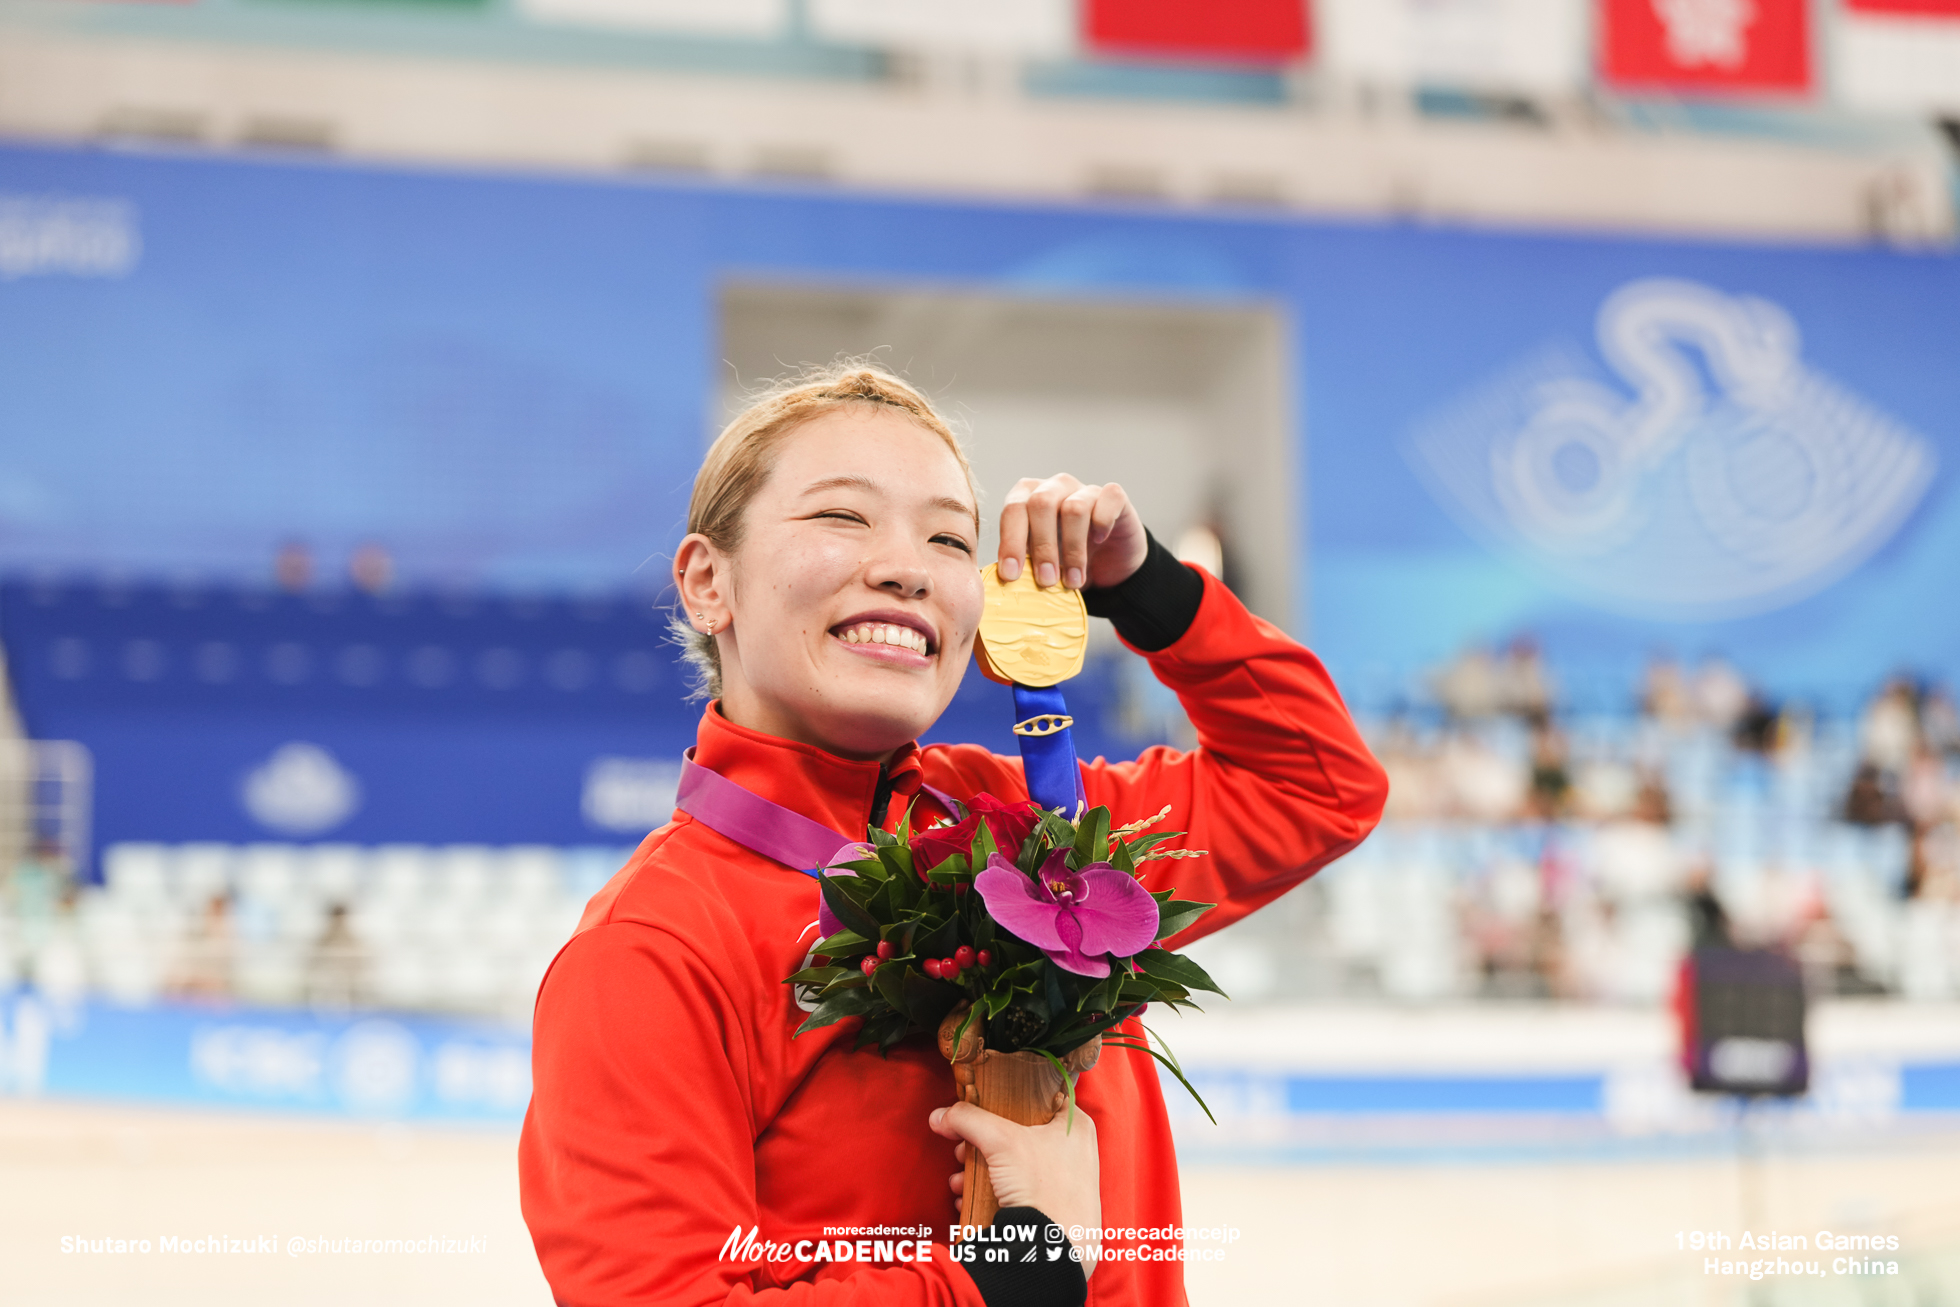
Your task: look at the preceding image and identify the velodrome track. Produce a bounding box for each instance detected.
[7,1001,1960,1307]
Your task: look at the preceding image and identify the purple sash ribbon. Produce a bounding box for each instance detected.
[674,749,966,878]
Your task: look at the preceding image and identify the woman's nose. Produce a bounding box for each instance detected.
[865,540,931,597]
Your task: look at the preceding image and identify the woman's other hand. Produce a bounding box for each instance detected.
[929,1101,1102,1276]
[997,475,1147,592]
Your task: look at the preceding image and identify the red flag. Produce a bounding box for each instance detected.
[1599,0,1812,94]
[1845,0,1960,13]
[1085,0,1311,63]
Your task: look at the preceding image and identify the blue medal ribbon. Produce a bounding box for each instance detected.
[1011,683,1086,816]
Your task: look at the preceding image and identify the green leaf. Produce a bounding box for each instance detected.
[1036,808,1077,850]
[970,819,998,868]
[946,998,981,1055]
[784,965,849,986]
[1154,899,1216,940]
[793,985,875,1036]
[818,878,881,942]
[1121,832,1186,860]
[1039,1048,1078,1132]
[1134,948,1227,997]
[1075,967,1123,1015]
[1126,978,1189,1005]
[1110,839,1136,876]
[923,854,967,882]
[866,877,897,923]
[1101,1035,1217,1125]
[877,844,914,879]
[816,929,870,956]
[877,1016,911,1054]
[914,914,959,963]
[885,870,920,912]
[872,960,907,1012]
[1072,806,1111,868]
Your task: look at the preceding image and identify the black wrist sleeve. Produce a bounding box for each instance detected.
[959,1206,1088,1307]
[1082,529,1206,653]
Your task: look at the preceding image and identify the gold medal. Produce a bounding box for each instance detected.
[973,562,1088,689]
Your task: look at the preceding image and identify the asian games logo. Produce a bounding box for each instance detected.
[1404,277,1937,621]
[1653,0,1755,69]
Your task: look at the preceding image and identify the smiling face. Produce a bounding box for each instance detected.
[708,406,984,759]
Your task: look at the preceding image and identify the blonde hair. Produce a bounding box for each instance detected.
[675,361,977,699]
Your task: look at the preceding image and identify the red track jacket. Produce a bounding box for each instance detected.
[519,569,1388,1305]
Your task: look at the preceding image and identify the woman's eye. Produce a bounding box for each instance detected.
[815,511,865,525]
[934,535,974,555]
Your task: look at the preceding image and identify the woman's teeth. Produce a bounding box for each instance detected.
[840,623,930,654]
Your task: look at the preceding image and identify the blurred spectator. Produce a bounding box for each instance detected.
[1631,769,1673,825]
[274,539,315,592]
[168,893,237,999]
[29,886,88,1008]
[1497,636,1555,725]
[349,541,395,594]
[1440,732,1528,821]
[1433,645,1502,722]
[1774,700,1815,757]
[1910,823,1959,901]
[303,902,368,1010]
[1377,717,1443,821]
[1640,651,1695,729]
[1525,722,1571,821]
[1902,746,1952,830]
[9,836,70,956]
[1693,655,1750,731]
[1922,684,1960,758]
[1844,761,1906,826]
[1794,905,1872,996]
[1861,677,1920,775]
[1682,863,1732,950]
[1731,691,1780,755]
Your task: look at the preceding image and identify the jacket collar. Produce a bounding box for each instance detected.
[691,702,930,843]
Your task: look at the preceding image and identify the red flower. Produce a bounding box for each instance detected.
[910,793,1042,878]
[969,793,1042,854]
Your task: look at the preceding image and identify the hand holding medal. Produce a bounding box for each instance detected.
[981,473,1149,815]
[783,471,1225,1237]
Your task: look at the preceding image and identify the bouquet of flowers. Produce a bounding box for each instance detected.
[785,793,1224,1121]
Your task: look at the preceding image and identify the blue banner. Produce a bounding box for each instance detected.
[3,141,1956,718]
[2,991,532,1121]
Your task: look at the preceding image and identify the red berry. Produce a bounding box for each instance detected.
[976,949,992,968]
[954,946,975,969]
[860,956,877,977]
[942,957,960,975]
[923,958,942,980]
[876,940,894,960]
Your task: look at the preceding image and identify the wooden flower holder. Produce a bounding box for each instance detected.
[937,1006,1101,1233]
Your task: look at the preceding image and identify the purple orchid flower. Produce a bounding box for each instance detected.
[815,842,876,940]
[974,850,1159,978]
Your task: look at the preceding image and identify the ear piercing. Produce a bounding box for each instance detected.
[696,611,717,634]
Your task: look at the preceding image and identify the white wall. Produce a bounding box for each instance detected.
[718,286,1297,631]
[0,24,1950,246]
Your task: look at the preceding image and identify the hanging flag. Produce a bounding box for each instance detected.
[1598,0,1812,95]
[516,0,784,37]
[810,0,1074,55]
[1319,0,1587,94]
[1840,0,1960,113]
[1085,0,1311,64]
